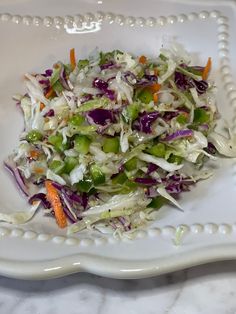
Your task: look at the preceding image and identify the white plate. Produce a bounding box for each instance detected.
[0,0,236,280]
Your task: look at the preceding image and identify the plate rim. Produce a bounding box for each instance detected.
[0,7,236,279]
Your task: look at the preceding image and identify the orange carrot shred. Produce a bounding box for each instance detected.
[29,150,40,159]
[150,83,161,93]
[70,48,76,70]
[40,102,45,111]
[34,167,45,174]
[139,55,147,64]
[45,180,67,228]
[153,93,158,103]
[202,57,212,81]
[154,68,158,76]
[45,87,54,99]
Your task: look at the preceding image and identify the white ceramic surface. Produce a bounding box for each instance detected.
[0,0,236,279]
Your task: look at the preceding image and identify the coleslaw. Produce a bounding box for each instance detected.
[3,46,236,235]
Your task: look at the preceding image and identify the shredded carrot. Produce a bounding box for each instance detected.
[202,57,212,81]
[139,55,147,64]
[29,150,40,159]
[150,83,161,93]
[53,63,60,69]
[45,180,67,228]
[154,68,158,76]
[34,167,45,174]
[153,93,158,103]
[182,111,189,118]
[40,102,45,111]
[45,87,54,99]
[70,48,76,70]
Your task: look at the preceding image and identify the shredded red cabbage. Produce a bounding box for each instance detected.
[163,129,193,141]
[134,177,157,185]
[147,163,159,175]
[43,109,55,117]
[29,193,50,209]
[87,108,115,126]
[4,161,29,197]
[80,94,93,104]
[59,66,71,90]
[93,78,116,101]
[133,111,159,133]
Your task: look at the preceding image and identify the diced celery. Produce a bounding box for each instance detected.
[147,143,166,158]
[103,137,120,153]
[148,196,167,209]
[90,164,106,185]
[49,160,65,175]
[26,130,43,143]
[74,135,91,154]
[124,157,137,171]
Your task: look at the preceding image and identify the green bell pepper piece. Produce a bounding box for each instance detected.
[90,164,106,185]
[26,130,43,143]
[49,160,65,175]
[148,196,167,209]
[124,157,137,171]
[63,156,78,174]
[168,154,183,165]
[74,135,91,154]
[76,177,93,192]
[193,108,210,124]
[137,88,153,104]
[103,137,120,153]
[48,133,68,152]
[147,143,166,158]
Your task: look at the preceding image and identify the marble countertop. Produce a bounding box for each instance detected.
[0,261,236,314]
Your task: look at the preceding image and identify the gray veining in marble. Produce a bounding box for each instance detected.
[0,261,236,314]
